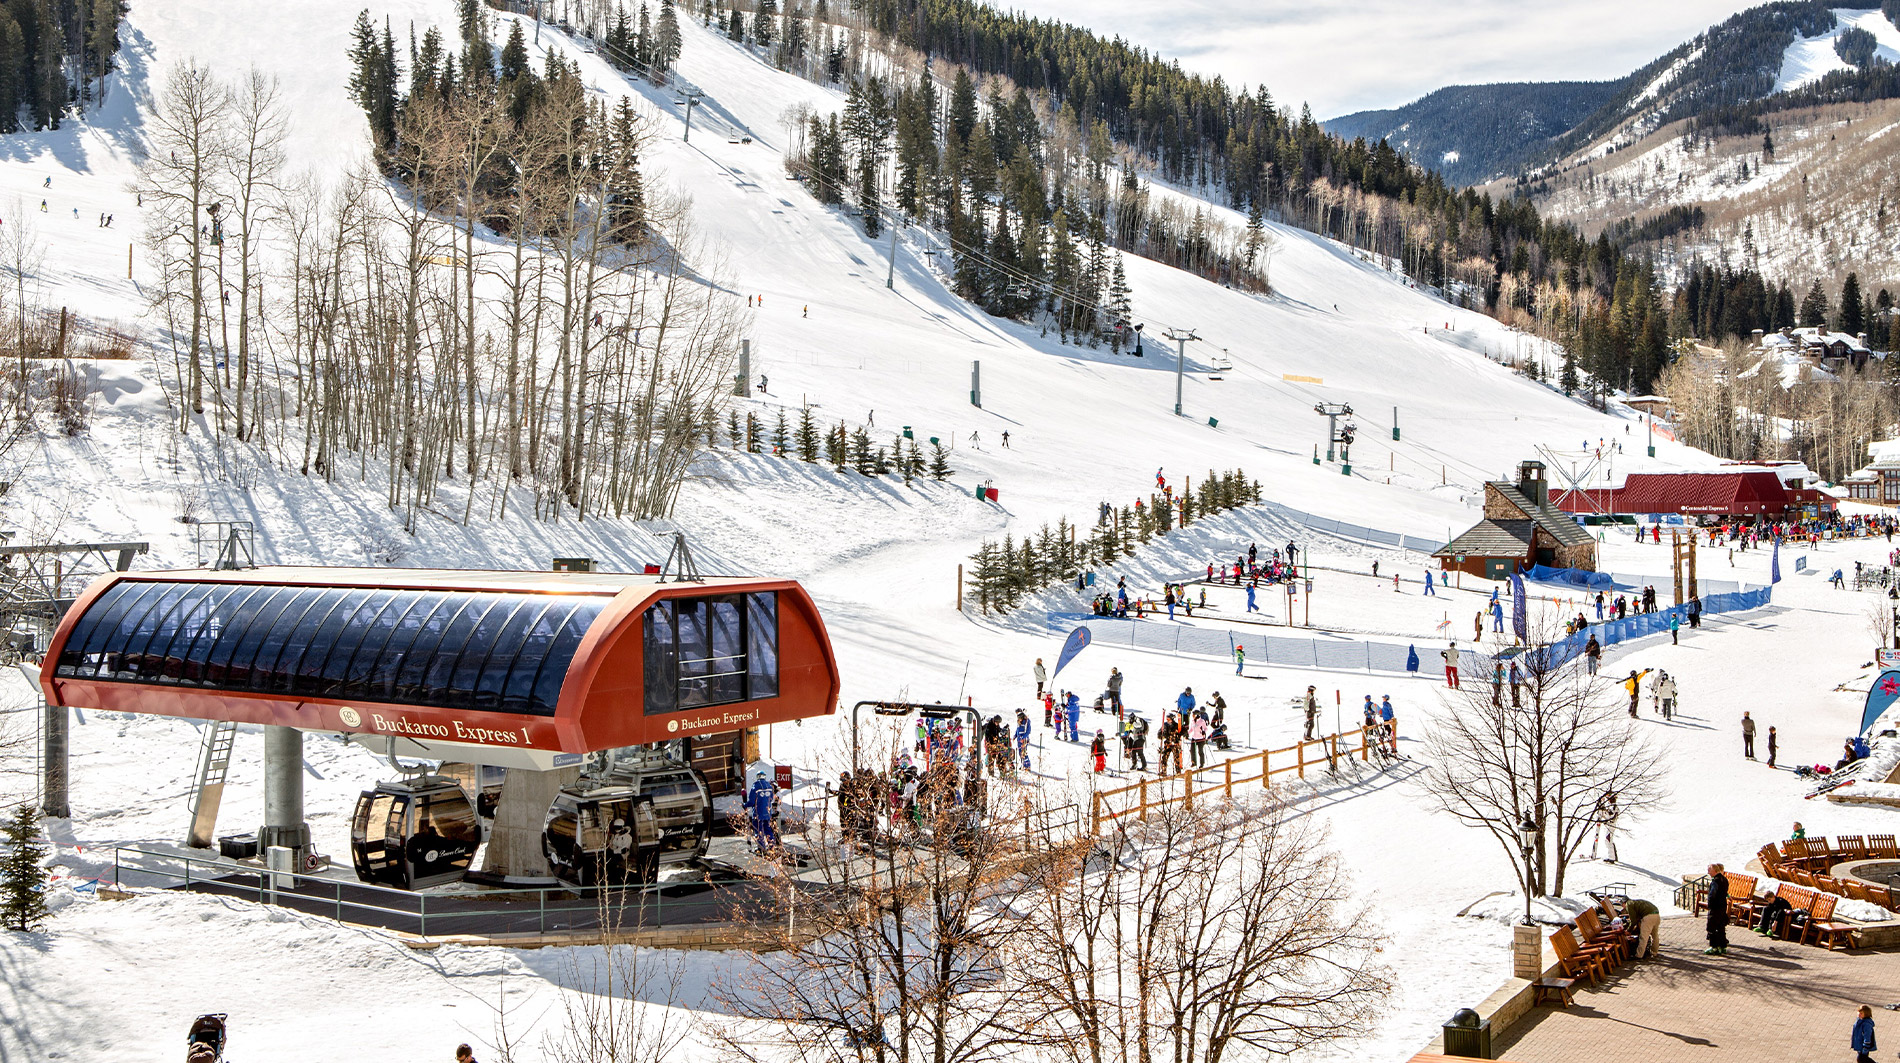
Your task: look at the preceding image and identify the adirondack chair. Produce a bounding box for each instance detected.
[1869,834,1899,859]
[1575,908,1628,964]
[1835,834,1868,861]
[1722,872,1759,925]
[1757,843,1785,878]
[1788,891,1835,945]
[1549,926,1611,984]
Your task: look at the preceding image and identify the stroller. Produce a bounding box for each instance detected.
[186,1014,226,1063]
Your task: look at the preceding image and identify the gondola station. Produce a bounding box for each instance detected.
[36,566,841,895]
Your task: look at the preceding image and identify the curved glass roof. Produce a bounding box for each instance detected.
[52,581,606,716]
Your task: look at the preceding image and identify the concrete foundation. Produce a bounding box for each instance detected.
[481,765,582,878]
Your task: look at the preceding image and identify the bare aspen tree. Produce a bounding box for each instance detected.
[1417,628,1668,899]
[138,60,232,428]
[0,197,45,413]
[1015,798,1390,1063]
[222,68,289,441]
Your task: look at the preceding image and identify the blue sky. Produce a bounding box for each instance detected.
[1001,0,1767,117]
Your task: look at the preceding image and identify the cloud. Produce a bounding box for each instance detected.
[1003,0,1761,117]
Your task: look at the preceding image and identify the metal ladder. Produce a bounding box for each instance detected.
[186,721,238,848]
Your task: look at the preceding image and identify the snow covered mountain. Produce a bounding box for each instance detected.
[1327,2,1897,186]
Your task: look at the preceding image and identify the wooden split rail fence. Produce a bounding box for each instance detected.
[1090,725,1389,833]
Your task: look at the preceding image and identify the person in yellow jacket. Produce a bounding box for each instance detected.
[1623,668,1652,718]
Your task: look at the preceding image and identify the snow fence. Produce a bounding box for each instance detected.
[1048,585,1772,678]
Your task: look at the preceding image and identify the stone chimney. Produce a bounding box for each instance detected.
[1517,460,1548,507]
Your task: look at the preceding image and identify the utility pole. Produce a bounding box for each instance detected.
[885,220,899,289]
[1165,328,1200,416]
[674,90,704,142]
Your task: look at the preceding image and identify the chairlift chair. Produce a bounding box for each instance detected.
[349,775,482,890]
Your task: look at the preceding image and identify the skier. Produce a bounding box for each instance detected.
[1380,695,1397,753]
[1106,667,1124,714]
[1508,657,1523,708]
[1302,686,1319,740]
[747,771,779,853]
[1090,730,1107,773]
[1491,600,1505,632]
[1423,569,1436,596]
[1065,691,1082,742]
[1155,467,1165,489]
[1442,642,1461,688]
[1371,560,1379,578]
[1176,686,1196,716]
[1125,713,1149,770]
[1246,583,1258,612]
[1624,669,1652,717]
[1033,657,1046,697]
[1234,642,1246,675]
[1655,671,1677,719]
[1590,790,1620,863]
[1001,431,1010,448]
[1583,635,1602,675]
[1014,710,1032,771]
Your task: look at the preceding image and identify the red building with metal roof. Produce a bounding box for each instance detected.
[1551,470,1833,519]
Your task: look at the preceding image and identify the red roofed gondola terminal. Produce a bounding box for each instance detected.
[37,567,842,893]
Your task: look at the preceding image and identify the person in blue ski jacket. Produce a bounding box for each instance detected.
[1491,601,1504,632]
[1177,687,1196,716]
[1854,1005,1877,1063]
[1065,691,1082,741]
[1014,710,1033,770]
[1423,570,1436,596]
[748,772,778,852]
[1246,584,1258,612]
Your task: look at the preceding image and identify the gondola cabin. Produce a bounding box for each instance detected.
[542,756,714,887]
[351,776,482,889]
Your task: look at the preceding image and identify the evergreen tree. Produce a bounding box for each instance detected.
[777,1,806,70]
[773,410,790,455]
[1560,347,1579,393]
[745,410,763,453]
[1838,272,1865,336]
[826,422,847,470]
[850,425,874,474]
[947,67,977,145]
[458,0,492,80]
[929,441,951,480]
[498,19,529,80]
[654,0,682,76]
[796,405,820,461]
[969,539,1001,613]
[727,6,744,41]
[727,409,742,449]
[1801,280,1830,328]
[900,439,919,484]
[753,0,776,46]
[347,10,400,151]
[0,804,49,933]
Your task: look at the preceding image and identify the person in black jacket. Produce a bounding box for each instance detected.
[1704,863,1729,955]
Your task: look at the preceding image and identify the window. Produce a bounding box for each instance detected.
[1885,476,1900,502]
[54,582,605,716]
[642,592,778,713]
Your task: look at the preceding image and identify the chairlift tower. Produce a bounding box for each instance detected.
[673,89,704,143]
[1313,403,1353,462]
[1535,444,1610,517]
[1165,328,1201,415]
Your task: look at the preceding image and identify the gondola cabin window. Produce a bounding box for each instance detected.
[643,592,778,714]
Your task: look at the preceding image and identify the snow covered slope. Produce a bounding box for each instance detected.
[1773,7,1900,94]
[2,3,1882,1062]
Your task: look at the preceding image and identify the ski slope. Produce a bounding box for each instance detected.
[1774,7,1900,94]
[1,3,1893,1061]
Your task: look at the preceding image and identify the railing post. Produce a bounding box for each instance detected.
[1298,739,1305,779]
[1139,778,1149,821]
[1262,748,1270,788]
[1361,725,1371,761]
[1224,758,1233,798]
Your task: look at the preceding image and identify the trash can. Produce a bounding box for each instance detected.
[902,426,913,439]
[1207,416,1219,428]
[1442,1008,1492,1059]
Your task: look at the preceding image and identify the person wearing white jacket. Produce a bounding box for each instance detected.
[1653,672,1678,720]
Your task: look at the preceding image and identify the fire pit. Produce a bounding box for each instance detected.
[1838,860,1900,890]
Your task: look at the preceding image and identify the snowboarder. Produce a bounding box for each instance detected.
[1033,657,1046,697]
[758,374,767,392]
[1742,711,1756,759]
[1234,643,1246,675]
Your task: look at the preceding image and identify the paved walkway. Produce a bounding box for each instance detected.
[1492,917,1900,1062]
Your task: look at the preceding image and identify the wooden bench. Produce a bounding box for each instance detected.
[1531,977,1577,1007]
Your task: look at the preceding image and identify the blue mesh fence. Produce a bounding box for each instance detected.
[1049,584,1772,677]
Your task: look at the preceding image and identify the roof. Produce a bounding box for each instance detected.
[1869,439,1900,468]
[39,567,840,763]
[1435,520,1533,559]
[1554,471,1797,516]
[1492,485,1596,548]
